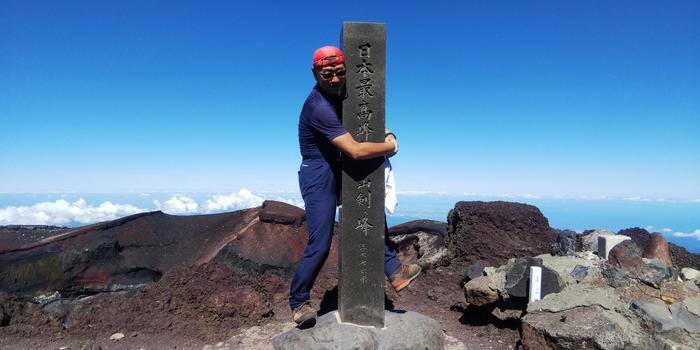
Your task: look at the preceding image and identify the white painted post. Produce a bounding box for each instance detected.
[529,266,542,302]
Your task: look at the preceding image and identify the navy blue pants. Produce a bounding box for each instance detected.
[289,159,402,309]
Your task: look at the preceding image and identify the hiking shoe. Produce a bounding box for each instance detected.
[389,264,422,292]
[292,301,316,325]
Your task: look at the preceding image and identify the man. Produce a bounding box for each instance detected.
[289,46,421,325]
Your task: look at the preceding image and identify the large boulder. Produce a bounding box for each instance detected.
[607,240,643,276]
[258,200,305,226]
[551,230,577,256]
[521,305,643,350]
[620,227,700,270]
[504,257,563,299]
[643,232,674,267]
[446,201,557,266]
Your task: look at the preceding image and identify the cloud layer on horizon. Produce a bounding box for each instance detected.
[0,189,304,226]
[0,199,146,225]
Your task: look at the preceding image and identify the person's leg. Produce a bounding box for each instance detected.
[383,217,402,276]
[383,215,422,292]
[289,162,337,310]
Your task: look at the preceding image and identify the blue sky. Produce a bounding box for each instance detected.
[2,1,699,198]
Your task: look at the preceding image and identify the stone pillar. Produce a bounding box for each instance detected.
[339,21,386,328]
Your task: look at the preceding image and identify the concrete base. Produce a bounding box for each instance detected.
[598,234,631,259]
[272,310,445,350]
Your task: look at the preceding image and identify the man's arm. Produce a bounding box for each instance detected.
[331,132,398,160]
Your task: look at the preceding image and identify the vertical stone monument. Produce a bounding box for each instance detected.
[339,21,386,328]
[273,22,447,350]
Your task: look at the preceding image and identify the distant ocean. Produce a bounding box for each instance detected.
[1,192,698,253]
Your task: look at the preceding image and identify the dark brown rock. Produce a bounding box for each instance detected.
[621,227,700,270]
[608,240,643,277]
[388,220,446,237]
[643,232,673,267]
[258,200,305,227]
[446,201,557,266]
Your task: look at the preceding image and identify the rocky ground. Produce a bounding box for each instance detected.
[1,200,699,349]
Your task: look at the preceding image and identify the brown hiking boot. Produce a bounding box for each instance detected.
[389,264,422,292]
[292,301,316,325]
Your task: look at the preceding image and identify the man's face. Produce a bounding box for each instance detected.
[314,62,346,97]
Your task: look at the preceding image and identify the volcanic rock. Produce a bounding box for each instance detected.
[446,201,557,266]
[387,220,448,269]
[504,257,563,299]
[569,265,588,283]
[521,305,633,350]
[552,230,576,256]
[258,200,305,226]
[463,276,499,306]
[638,259,673,289]
[608,240,643,276]
[621,227,700,270]
[460,261,485,287]
[602,266,630,288]
[388,219,446,237]
[682,268,700,281]
[643,232,674,267]
[631,300,700,345]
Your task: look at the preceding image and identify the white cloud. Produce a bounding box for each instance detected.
[691,199,700,203]
[579,195,610,200]
[662,227,673,233]
[672,229,700,240]
[154,195,199,214]
[522,194,541,199]
[0,199,145,225]
[624,197,651,202]
[203,189,265,212]
[645,225,655,232]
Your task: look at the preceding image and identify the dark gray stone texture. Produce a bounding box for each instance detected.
[505,257,563,299]
[552,230,577,256]
[272,310,445,350]
[601,266,631,288]
[339,21,387,327]
[460,261,485,287]
[639,258,672,288]
[569,265,588,283]
[632,301,700,333]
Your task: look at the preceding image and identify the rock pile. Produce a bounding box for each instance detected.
[462,228,700,349]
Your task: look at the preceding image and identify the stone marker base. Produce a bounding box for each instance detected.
[272,310,445,350]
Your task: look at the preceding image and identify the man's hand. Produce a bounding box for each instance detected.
[385,133,398,158]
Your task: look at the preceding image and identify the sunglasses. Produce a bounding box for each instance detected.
[318,69,347,79]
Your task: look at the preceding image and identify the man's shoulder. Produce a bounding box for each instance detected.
[305,86,332,106]
[302,87,335,120]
